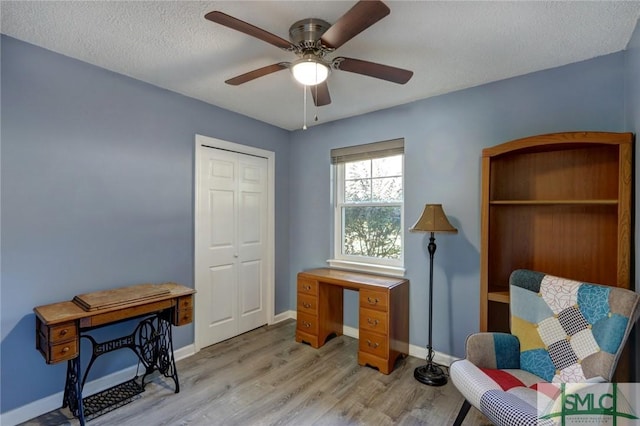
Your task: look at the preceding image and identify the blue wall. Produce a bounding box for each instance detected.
[0,35,290,413]
[628,19,640,133]
[625,18,640,380]
[2,16,639,417]
[289,52,626,361]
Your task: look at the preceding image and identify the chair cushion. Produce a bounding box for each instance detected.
[450,359,555,426]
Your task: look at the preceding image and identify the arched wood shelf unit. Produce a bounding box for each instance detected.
[480,131,633,335]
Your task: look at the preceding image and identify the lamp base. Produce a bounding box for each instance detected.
[414,363,447,386]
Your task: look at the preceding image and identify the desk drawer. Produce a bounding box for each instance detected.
[360,290,389,312]
[39,321,77,344]
[297,278,318,296]
[174,307,193,326]
[296,312,318,335]
[359,308,388,335]
[359,330,388,359]
[38,332,78,364]
[177,295,193,310]
[50,340,78,363]
[173,295,193,326]
[297,294,318,315]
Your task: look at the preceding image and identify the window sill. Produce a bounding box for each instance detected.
[326,259,406,277]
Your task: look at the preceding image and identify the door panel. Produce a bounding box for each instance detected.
[240,260,262,314]
[241,192,261,243]
[208,264,236,325]
[209,190,235,252]
[239,259,264,331]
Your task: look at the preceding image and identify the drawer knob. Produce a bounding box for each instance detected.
[60,329,68,336]
[62,346,70,353]
[303,302,312,309]
[367,297,379,305]
[366,340,379,349]
[303,285,311,291]
[367,318,379,326]
[303,321,311,328]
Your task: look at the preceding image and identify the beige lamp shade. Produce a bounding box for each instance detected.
[410,204,458,233]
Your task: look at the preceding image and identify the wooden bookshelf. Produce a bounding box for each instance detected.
[479,132,633,334]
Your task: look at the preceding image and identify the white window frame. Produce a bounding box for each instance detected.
[328,147,405,277]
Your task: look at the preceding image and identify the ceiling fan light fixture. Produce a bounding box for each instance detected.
[291,57,329,86]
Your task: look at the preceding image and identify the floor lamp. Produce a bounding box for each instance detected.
[410,204,457,386]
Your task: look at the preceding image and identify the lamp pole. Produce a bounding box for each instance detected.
[414,232,448,386]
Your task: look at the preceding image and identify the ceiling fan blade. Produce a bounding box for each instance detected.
[333,57,413,84]
[205,11,294,50]
[225,63,289,85]
[311,81,331,106]
[320,0,390,50]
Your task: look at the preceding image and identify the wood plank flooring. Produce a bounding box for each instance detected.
[21,320,491,425]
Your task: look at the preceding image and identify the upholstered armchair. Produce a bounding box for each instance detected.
[450,269,640,426]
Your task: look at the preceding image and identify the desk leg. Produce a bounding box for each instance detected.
[63,357,86,426]
[156,313,180,393]
[138,313,180,392]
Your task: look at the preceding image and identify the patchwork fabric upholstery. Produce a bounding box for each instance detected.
[450,269,640,426]
[511,269,639,383]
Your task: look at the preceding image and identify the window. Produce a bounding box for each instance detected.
[329,139,404,276]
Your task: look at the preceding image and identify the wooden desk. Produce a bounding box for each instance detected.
[295,268,409,374]
[34,282,195,425]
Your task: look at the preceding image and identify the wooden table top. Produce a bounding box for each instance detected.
[299,268,408,290]
[34,282,195,325]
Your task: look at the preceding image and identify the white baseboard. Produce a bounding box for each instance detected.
[409,343,459,367]
[272,310,296,323]
[0,344,196,426]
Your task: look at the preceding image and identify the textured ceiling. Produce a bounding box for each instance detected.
[2,1,640,130]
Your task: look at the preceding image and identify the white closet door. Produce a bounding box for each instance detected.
[196,146,268,347]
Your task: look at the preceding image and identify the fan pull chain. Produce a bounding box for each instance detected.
[303,85,307,130]
[314,67,318,123]
[314,84,319,122]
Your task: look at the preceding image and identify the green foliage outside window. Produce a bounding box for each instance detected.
[341,155,403,260]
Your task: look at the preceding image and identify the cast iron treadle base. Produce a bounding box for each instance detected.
[82,378,144,421]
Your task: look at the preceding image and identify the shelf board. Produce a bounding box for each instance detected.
[489,199,618,205]
[487,291,510,304]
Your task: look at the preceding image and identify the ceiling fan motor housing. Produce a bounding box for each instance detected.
[289,19,331,52]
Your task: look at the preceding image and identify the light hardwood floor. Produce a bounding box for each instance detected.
[21,320,491,425]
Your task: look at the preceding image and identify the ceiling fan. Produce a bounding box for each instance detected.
[205,0,413,107]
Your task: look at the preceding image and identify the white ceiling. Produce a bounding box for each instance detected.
[2,1,640,131]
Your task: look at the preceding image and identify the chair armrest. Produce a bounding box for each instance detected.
[465,332,520,369]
